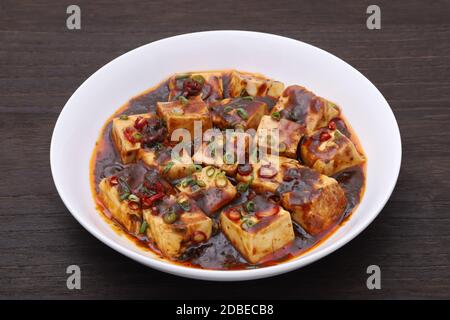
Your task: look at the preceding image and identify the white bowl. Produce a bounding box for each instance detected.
[50,31,401,281]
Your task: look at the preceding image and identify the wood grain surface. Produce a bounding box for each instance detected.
[0,0,449,299]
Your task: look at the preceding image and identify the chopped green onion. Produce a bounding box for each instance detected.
[177,96,189,106]
[236,108,249,120]
[154,143,163,151]
[193,164,203,172]
[181,177,193,188]
[119,115,129,120]
[327,101,337,110]
[245,201,255,212]
[234,123,245,131]
[120,192,130,201]
[241,96,254,101]
[237,182,249,193]
[163,210,178,224]
[128,194,140,202]
[271,111,281,121]
[248,173,255,186]
[278,142,287,153]
[178,200,191,212]
[163,161,175,174]
[215,173,228,188]
[139,221,148,234]
[223,106,233,113]
[206,166,216,177]
[241,218,257,230]
[196,180,206,187]
[191,74,205,85]
[132,132,143,141]
[175,73,190,80]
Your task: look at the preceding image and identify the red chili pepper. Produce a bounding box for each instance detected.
[237,164,253,176]
[123,127,137,143]
[109,176,118,186]
[227,209,241,221]
[134,116,148,130]
[319,131,332,142]
[128,201,140,210]
[154,181,164,193]
[192,230,207,243]
[151,206,159,215]
[149,193,165,202]
[328,120,336,130]
[141,193,165,208]
[255,206,280,219]
[258,165,278,179]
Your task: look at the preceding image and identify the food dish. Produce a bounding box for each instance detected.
[91,70,366,269]
[50,31,401,280]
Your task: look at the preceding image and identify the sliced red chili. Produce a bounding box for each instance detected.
[109,176,118,186]
[255,206,280,219]
[319,131,332,142]
[258,165,278,179]
[237,164,253,176]
[151,206,159,215]
[192,230,207,243]
[134,116,148,130]
[128,201,140,210]
[124,127,137,143]
[154,181,164,193]
[328,120,336,130]
[227,208,242,221]
[183,78,203,96]
[142,193,164,207]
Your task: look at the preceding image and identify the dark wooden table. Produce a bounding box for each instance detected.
[1,0,449,299]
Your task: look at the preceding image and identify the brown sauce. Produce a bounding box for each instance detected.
[90,71,366,270]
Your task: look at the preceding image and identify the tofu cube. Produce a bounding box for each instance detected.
[271,85,340,134]
[227,71,285,98]
[192,131,250,176]
[257,115,305,158]
[98,177,142,234]
[210,97,268,130]
[301,128,365,176]
[277,166,347,235]
[220,196,295,264]
[177,166,237,214]
[111,113,154,164]
[157,96,212,138]
[144,194,212,259]
[168,72,223,102]
[138,146,195,180]
[236,155,301,193]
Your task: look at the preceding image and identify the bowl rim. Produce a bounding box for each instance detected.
[50,30,402,281]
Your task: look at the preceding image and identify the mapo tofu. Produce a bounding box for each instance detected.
[92,69,366,269]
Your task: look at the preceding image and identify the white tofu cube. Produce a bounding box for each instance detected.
[301,128,365,176]
[144,194,212,259]
[271,85,340,134]
[228,71,284,98]
[220,196,295,264]
[177,166,237,214]
[257,115,305,158]
[157,96,212,139]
